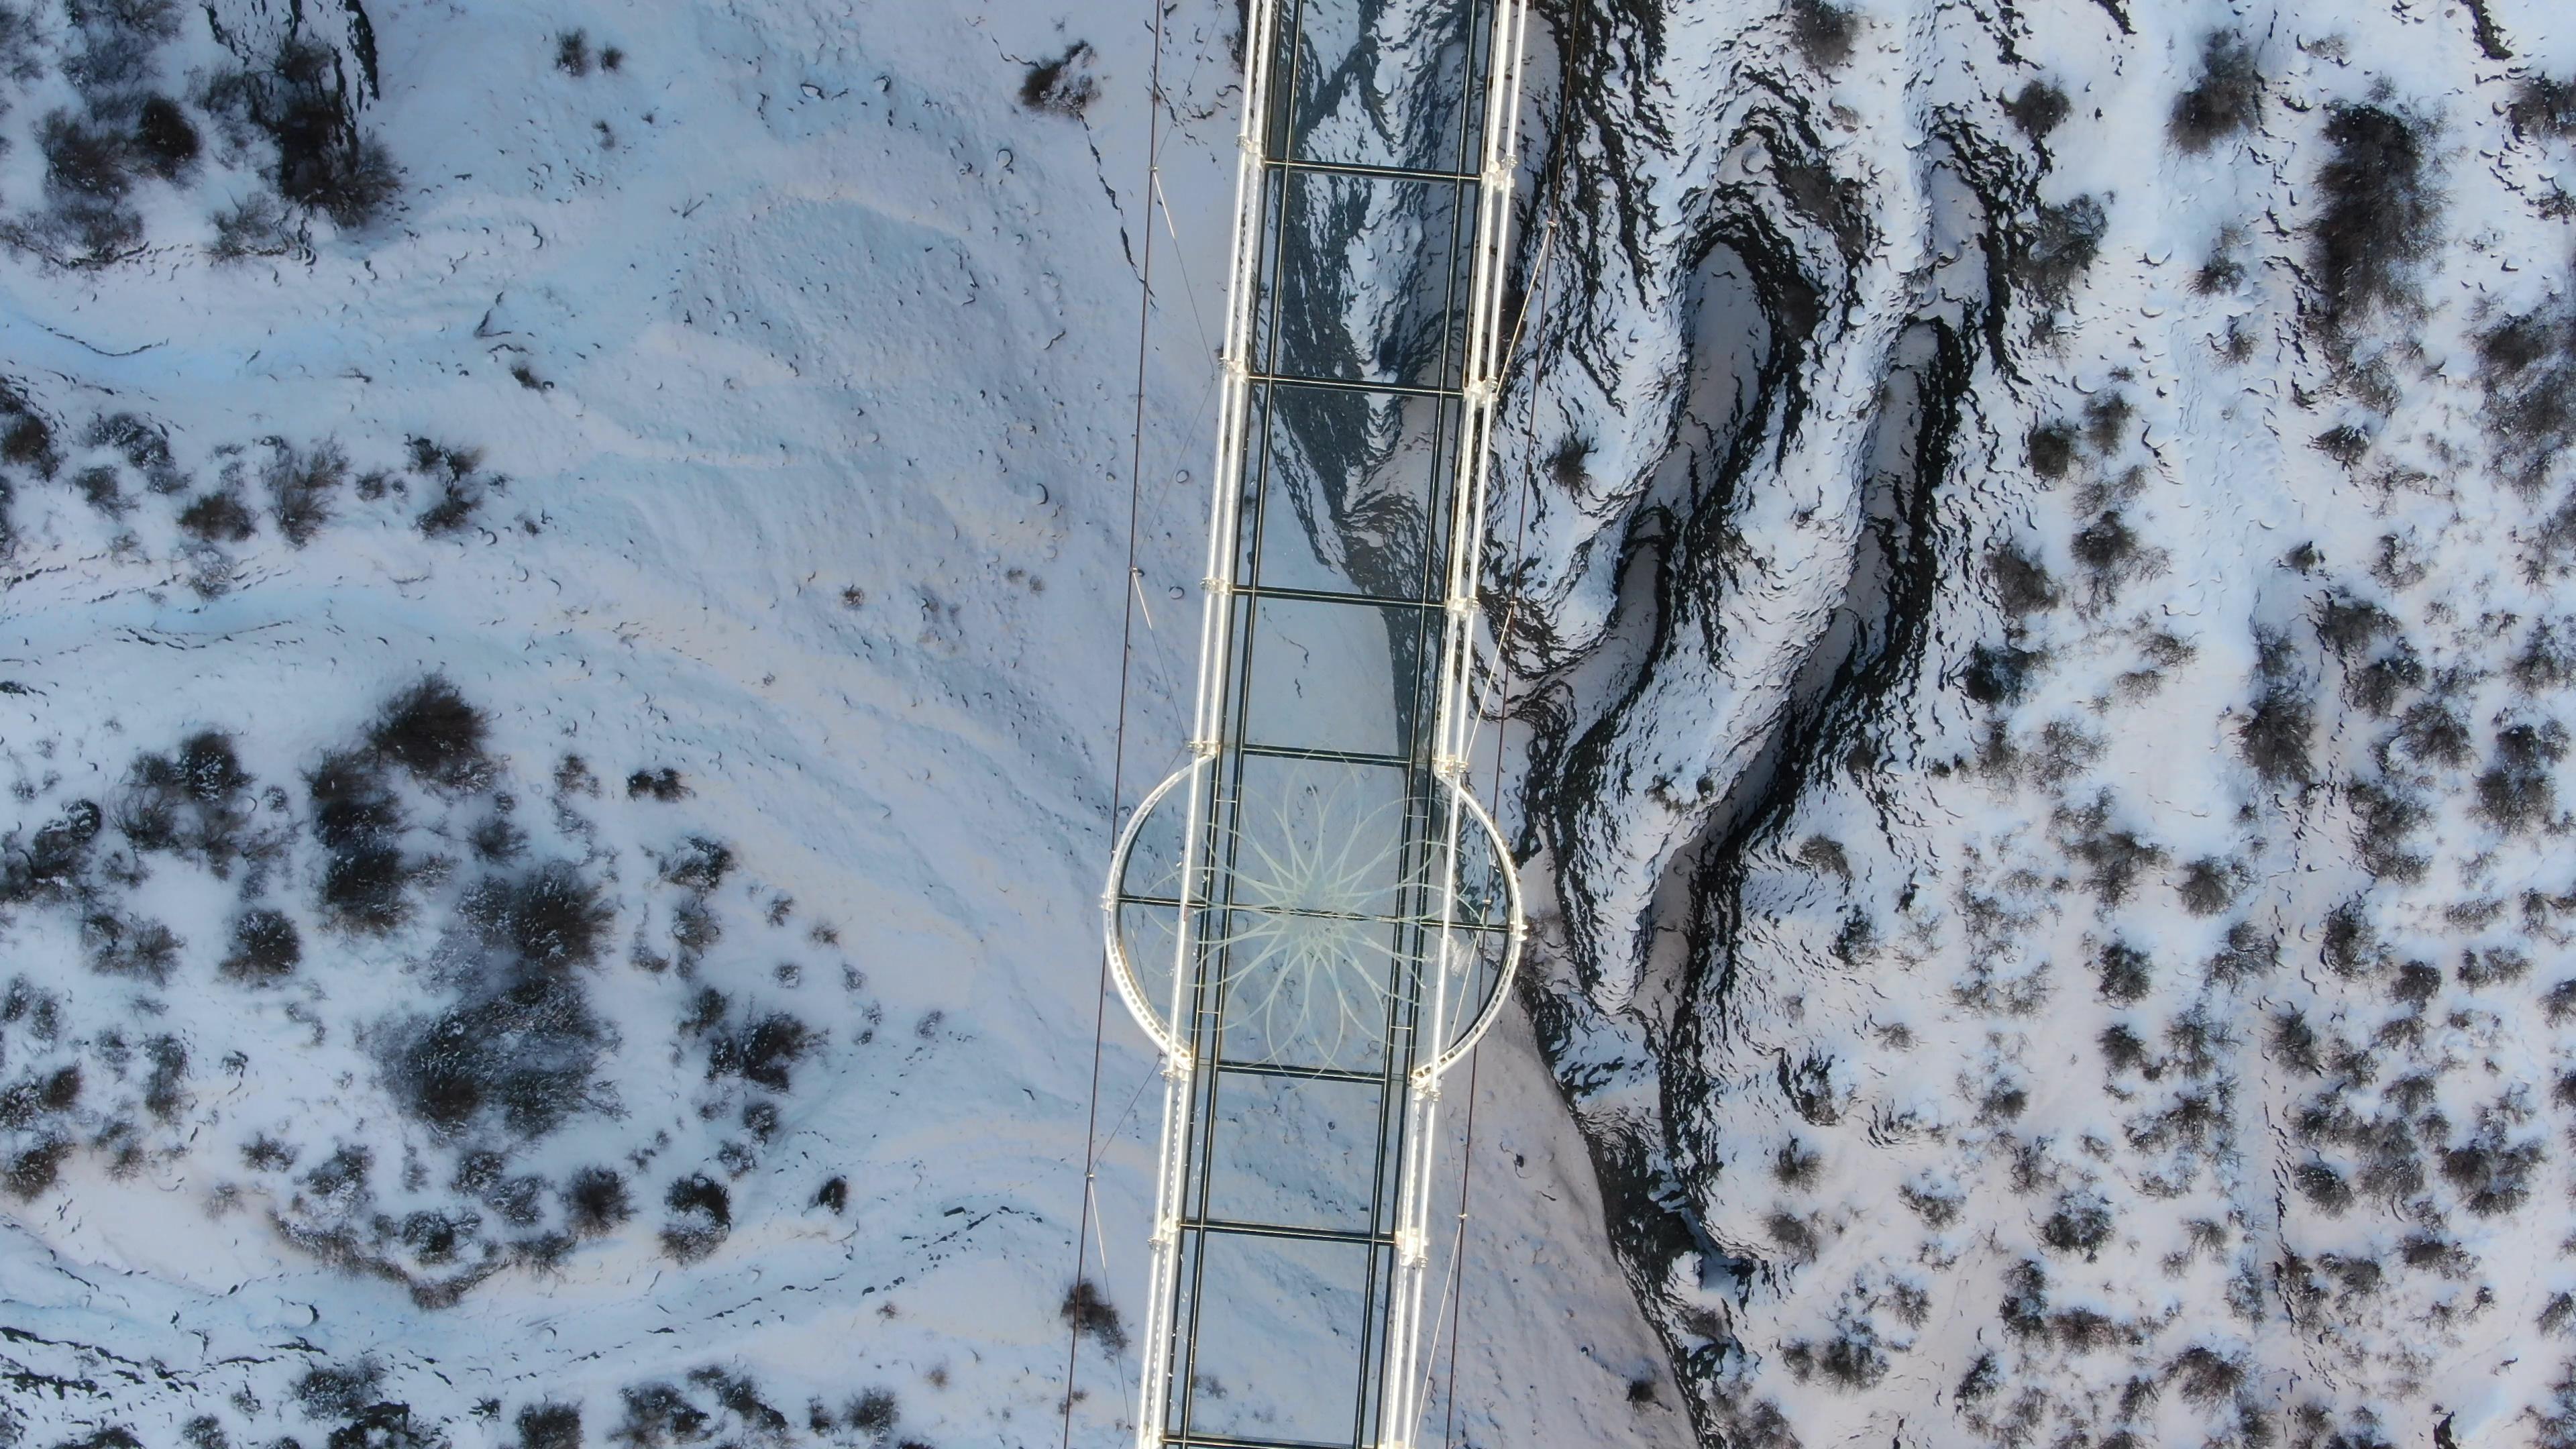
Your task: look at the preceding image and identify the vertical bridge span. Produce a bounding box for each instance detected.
[1103,1,1533,1446]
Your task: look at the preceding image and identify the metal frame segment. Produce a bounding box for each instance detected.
[1099,1,1534,1444]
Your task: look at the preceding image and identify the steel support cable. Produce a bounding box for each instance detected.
[1060,1,1170,1444]
[1436,107,1568,1443]
[1130,0,1288,1439]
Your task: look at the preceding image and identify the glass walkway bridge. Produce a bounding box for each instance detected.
[1102,1,1534,1445]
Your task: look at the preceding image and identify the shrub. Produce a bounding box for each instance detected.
[553,30,590,76]
[2169,1345,2245,1403]
[2293,1161,2353,1214]
[2011,195,2108,307]
[208,191,299,262]
[2349,779,2428,880]
[6,799,103,902]
[82,911,182,981]
[130,94,202,178]
[2390,959,2439,1006]
[3,1135,72,1199]
[309,749,402,849]
[2000,1259,2049,1338]
[2349,646,2423,716]
[1990,545,2059,613]
[264,438,346,545]
[2039,1191,2114,1257]
[2072,511,2136,572]
[205,39,401,228]
[2004,80,2069,140]
[2176,857,2237,915]
[392,971,604,1137]
[417,483,480,535]
[142,1034,188,1122]
[704,1012,814,1092]
[661,1173,731,1262]
[471,814,528,863]
[322,841,415,934]
[2026,419,2076,479]
[1018,42,1096,117]
[2239,690,2312,784]
[2440,1135,2542,1216]
[1061,1277,1128,1351]
[466,862,611,970]
[1786,0,1856,68]
[179,491,258,542]
[2063,797,2163,905]
[2099,1022,2149,1075]
[843,1388,899,1440]
[1962,641,2040,706]
[2310,105,2438,335]
[2546,980,2576,1025]
[2508,76,2576,140]
[513,1402,580,1449]
[661,836,735,891]
[627,767,688,801]
[74,466,128,516]
[220,907,301,982]
[1807,1325,1887,1388]
[370,675,490,787]
[2475,297,2576,498]
[40,109,136,203]
[1772,1136,1823,1188]
[2169,33,2262,152]
[2097,941,2151,1002]
[2475,721,2565,832]
[563,1165,633,1236]
[814,1176,848,1213]
[2208,920,2278,984]
[1766,1210,1819,1261]
[0,384,62,478]
[296,1358,385,1419]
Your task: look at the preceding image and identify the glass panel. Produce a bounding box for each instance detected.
[1203,1069,1387,1231]
[1216,905,1404,1073]
[1281,0,1488,174]
[1179,1232,1374,1444]
[1224,753,1413,921]
[1216,754,1415,1074]
[1241,596,1426,757]
[1256,170,1470,390]
[1252,384,1453,601]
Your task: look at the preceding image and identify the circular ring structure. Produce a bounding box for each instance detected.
[1101,759,1523,1080]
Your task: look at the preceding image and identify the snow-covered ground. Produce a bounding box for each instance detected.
[11,0,2576,1446]
[1499,0,2576,1444]
[0,1,1686,1445]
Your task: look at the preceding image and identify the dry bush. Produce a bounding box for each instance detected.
[1786,0,1856,68]
[1018,42,1097,117]
[2169,33,2263,152]
[2310,105,2439,336]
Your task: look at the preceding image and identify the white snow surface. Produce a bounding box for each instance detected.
[0,1,1688,1446]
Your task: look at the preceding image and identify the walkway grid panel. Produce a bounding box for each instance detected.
[1103,1,1532,1446]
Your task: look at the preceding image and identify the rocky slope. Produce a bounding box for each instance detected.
[1499,0,2576,1444]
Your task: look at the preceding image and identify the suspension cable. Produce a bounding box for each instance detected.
[1059,3,1169,1443]
[1436,129,1569,1446]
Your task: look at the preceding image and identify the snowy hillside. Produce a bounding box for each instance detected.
[0,1,1683,1445]
[1501,0,2576,1445]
